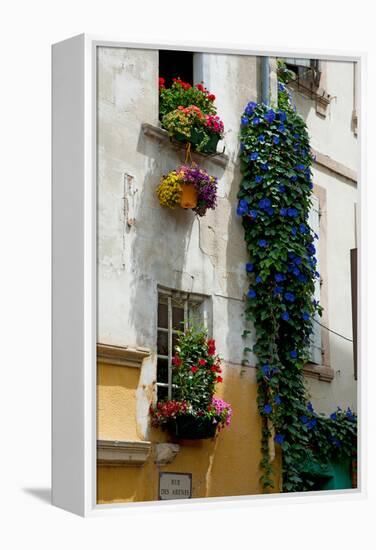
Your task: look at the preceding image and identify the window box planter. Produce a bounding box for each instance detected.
[173,129,221,155]
[167,414,217,440]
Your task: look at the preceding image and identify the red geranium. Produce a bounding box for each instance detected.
[208,339,216,356]
[159,77,165,88]
[172,355,182,367]
[191,366,199,374]
[208,94,216,101]
[198,359,206,366]
[216,376,223,383]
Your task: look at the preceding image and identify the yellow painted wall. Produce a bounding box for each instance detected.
[97,361,281,503]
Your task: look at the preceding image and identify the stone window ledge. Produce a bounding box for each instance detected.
[141,122,230,168]
[97,343,151,368]
[97,439,152,466]
[303,363,334,383]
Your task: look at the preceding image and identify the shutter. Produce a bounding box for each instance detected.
[308,195,322,364]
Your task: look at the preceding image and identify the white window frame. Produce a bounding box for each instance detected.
[156,287,211,400]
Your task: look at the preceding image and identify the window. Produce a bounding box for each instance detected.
[156,288,209,401]
[308,194,323,364]
[158,50,194,88]
[283,58,321,87]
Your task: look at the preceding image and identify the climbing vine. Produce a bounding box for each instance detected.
[237,65,357,492]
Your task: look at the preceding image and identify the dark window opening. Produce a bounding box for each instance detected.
[159,50,194,88]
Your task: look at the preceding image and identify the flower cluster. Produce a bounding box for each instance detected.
[150,325,232,435]
[156,164,218,217]
[238,68,356,492]
[159,77,224,154]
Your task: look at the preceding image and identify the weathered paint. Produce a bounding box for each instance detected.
[97,360,281,503]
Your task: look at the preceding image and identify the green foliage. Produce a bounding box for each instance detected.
[238,82,357,492]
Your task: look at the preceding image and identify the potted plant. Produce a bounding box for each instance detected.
[159,78,225,154]
[156,164,218,216]
[150,326,232,440]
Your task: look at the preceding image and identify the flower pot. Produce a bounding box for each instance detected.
[179,183,198,209]
[168,414,217,440]
[172,129,221,155]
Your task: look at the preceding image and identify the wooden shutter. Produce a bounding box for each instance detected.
[308,195,322,364]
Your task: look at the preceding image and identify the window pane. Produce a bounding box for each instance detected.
[158,301,168,329]
[188,302,203,326]
[172,306,184,331]
[157,385,168,402]
[157,330,168,356]
[157,358,169,383]
[172,332,180,355]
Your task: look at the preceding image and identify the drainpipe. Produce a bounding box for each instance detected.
[261,56,270,106]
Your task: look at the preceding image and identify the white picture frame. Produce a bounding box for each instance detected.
[52,34,365,517]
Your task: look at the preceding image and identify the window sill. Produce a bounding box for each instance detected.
[303,363,334,383]
[97,343,151,368]
[97,439,152,466]
[141,122,230,168]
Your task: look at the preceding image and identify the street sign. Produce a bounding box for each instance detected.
[158,472,192,500]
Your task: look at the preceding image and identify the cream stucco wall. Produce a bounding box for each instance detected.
[287,60,358,414]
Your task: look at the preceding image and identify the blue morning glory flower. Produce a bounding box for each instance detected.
[307,243,316,256]
[255,175,263,183]
[240,142,245,152]
[291,227,297,236]
[261,364,271,376]
[302,312,310,321]
[237,200,248,216]
[263,404,272,414]
[290,175,298,183]
[274,433,284,444]
[258,134,266,143]
[258,239,268,248]
[265,109,276,123]
[247,288,256,299]
[330,412,337,421]
[278,82,285,92]
[274,395,282,405]
[260,162,269,171]
[332,438,341,447]
[267,207,274,216]
[278,110,287,122]
[245,101,257,115]
[292,267,300,277]
[284,292,295,302]
[290,350,298,359]
[307,402,314,413]
[278,184,286,193]
[246,263,254,273]
[295,164,305,171]
[249,210,258,219]
[346,408,356,422]
[299,224,308,234]
[255,275,262,283]
[278,124,285,133]
[241,116,249,126]
[258,198,271,209]
[249,152,259,161]
[275,273,286,283]
[274,286,283,295]
[300,415,308,424]
[273,135,280,145]
[307,418,317,429]
[298,273,308,283]
[309,182,314,190]
[280,207,287,217]
[281,311,290,321]
[252,117,261,126]
[287,207,298,218]
[294,257,302,265]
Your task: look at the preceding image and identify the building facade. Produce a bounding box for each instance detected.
[96,47,357,503]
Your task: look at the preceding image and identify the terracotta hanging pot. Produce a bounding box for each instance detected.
[179,183,198,209]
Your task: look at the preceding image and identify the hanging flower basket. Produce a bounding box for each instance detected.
[156,164,218,217]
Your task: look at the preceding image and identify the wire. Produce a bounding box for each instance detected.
[313,318,353,343]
